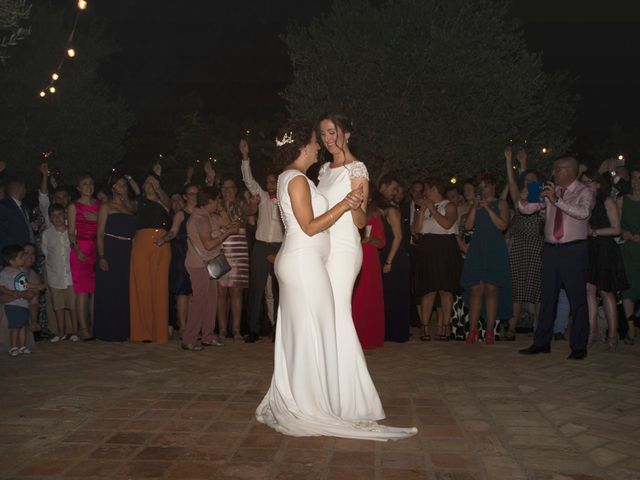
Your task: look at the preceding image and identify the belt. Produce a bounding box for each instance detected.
[544,239,586,247]
[105,233,132,241]
[255,240,282,246]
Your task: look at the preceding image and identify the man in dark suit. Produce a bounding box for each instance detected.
[0,176,34,256]
[399,180,424,327]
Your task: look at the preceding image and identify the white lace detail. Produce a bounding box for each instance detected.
[346,161,369,181]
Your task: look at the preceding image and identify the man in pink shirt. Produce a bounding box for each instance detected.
[518,157,595,359]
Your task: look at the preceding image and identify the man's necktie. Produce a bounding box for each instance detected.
[552,187,565,241]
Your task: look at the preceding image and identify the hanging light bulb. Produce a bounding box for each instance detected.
[49,86,56,94]
[51,73,59,81]
[67,48,76,58]
[450,176,457,184]
[618,154,624,161]
[39,91,46,98]
[78,0,87,10]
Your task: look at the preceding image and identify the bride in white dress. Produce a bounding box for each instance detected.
[256,121,416,441]
[317,113,386,422]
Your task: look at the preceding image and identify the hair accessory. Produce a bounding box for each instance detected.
[275,131,294,147]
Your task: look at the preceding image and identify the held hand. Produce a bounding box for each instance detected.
[83,212,97,222]
[541,181,557,203]
[343,186,364,210]
[99,258,109,271]
[239,138,249,159]
[152,162,162,177]
[382,263,391,274]
[39,162,49,177]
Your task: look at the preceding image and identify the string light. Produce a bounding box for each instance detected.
[38,2,88,99]
[618,154,624,161]
[450,176,457,184]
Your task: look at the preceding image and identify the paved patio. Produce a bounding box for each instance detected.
[1,333,639,480]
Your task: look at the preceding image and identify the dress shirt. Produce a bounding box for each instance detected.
[39,191,52,228]
[41,226,73,289]
[241,159,283,243]
[518,179,595,244]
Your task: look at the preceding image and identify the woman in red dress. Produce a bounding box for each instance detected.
[352,194,387,349]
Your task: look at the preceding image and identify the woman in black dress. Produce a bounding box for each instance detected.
[160,183,199,335]
[581,170,629,351]
[378,184,411,343]
[94,175,139,341]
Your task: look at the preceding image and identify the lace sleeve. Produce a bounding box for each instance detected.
[318,162,330,177]
[348,161,369,181]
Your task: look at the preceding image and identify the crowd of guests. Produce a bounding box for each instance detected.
[0,135,639,359]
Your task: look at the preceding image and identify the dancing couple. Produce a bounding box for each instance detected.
[255,114,417,441]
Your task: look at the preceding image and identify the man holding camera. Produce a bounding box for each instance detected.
[518,157,595,359]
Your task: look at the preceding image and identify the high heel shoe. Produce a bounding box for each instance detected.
[466,328,479,345]
[485,330,495,345]
[607,335,618,352]
[587,329,599,349]
[420,324,431,342]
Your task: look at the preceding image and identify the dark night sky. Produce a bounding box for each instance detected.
[91,0,640,156]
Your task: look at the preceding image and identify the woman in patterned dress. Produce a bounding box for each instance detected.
[217,176,258,340]
[503,147,544,340]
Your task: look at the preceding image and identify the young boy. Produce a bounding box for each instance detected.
[40,203,77,342]
[0,245,37,356]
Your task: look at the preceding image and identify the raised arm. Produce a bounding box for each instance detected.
[289,176,362,237]
[240,139,264,196]
[504,146,521,204]
[125,175,141,197]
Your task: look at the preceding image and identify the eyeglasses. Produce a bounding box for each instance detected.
[553,166,571,172]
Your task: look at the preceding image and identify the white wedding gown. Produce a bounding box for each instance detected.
[317,161,386,421]
[255,169,416,441]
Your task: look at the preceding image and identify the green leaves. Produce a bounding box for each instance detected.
[283,0,574,181]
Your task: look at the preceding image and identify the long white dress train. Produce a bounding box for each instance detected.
[255,169,416,441]
[317,161,386,422]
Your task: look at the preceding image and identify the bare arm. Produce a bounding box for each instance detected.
[198,216,236,251]
[593,197,622,236]
[429,202,458,230]
[125,175,141,197]
[382,208,403,271]
[464,203,478,231]
[157,211,184,245]
[350,176,368,229]
[504,147,521,205]
[484,199,509,231]
[289,176,357,237]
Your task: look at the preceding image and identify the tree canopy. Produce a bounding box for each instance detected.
[283,0,575,180]
[0,2,133,184]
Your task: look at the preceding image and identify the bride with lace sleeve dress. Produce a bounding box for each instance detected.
[317,113,387,422]
[255,121,416,441]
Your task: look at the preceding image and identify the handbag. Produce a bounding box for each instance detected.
[188,237,231,279]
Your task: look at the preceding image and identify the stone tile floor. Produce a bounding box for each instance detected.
[0,333,639,480]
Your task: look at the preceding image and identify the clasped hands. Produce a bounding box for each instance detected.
[343,185,364,210]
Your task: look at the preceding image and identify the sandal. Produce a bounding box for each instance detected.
[466,328,479,345]
[420,325,430,342]
[8,347,20,357]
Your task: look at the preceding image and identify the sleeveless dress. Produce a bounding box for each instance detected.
[255,169,416,441]
[70,200,100,293]
[380,210,412,342]
[352,214,386,349]
[169,211,192,295]
[621,196,640,302]
[460,200,513,321]
[94,212,137,341]
[508,209,543,304]
[588,199,629,292]
[317,161,385,422]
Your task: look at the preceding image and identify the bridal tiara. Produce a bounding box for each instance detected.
[276,132,294,147]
